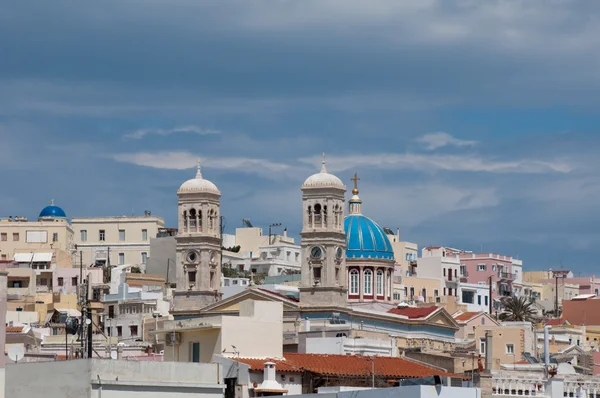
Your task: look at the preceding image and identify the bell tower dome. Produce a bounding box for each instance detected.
[299,154,348,308]
[173,159,223,314]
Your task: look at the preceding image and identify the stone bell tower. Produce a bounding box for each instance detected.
[173,160,222,313]
[299,154,348,308]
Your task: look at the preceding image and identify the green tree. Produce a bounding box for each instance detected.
[498,296,538,322]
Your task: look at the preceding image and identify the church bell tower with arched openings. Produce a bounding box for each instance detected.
[299,154,348,307]
[173,160,223,314]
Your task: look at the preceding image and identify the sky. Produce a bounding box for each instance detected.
[1,1,600,274]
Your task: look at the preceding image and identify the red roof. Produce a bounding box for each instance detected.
[6,326,24,333]
[387,306,438,319]
[545,318,565,326]
[454,312,482,322]
[237,353,460,379]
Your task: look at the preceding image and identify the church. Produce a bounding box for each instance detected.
[169,155,458,354]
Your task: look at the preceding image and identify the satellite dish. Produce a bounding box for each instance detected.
[110,351,118,360]
[537,344,543,349]
[85,319,92,325]
[8,346,24,363]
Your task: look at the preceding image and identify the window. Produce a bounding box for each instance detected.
[393,293,401,300]
[141,252,147,264]
[376,270,384,296]
[477,264,486,271]
[404,286,408,297]
[117,326,122,337]
[460,265,466,276]
[191,342,200,363]
[448,287,453,296]
[485,296,489,306]
[142,229,148,241]
[363,269,373,295]
[454,269,457,278]
[1,254,6,260]
[478,295,482,305]
[224,279,230,286]
[480,338,486,355]
[492,264,496,272]
[434,289,439,297]
[188,271,196,283]
[80,230,87,242]
[506,344,514,355]
[53,232,58,242]
[422,288,427,298]
[57,277,64,286]
[72,277,78,286]
[99,230,105,241]
[108,305,115,318]
[12,232,19,241]
[443,288,447,296]
[481,317,485,325]
[232,279,238,285]
[0,233,6,241]
[409,286,415,299]
[119,229,125,241]
[443,268,446,276]
[313,267,321,281]
[118,253,125,265]
[130,325,138,337]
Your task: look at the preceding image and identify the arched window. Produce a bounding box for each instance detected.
[307,206,313,228]
[364,269,373,295]
[314,203,322,226]
[349,269,359,295]
[189,208,197,230]
[323,205,328,226]
[183,210,188,231]
[198,210,203,232]
[334,205,339,228]
[209,209,214,231]
[376,270,384,296]
[388,271,392,299]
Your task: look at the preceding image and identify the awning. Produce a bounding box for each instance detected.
[32,252,53,262]
[13,253,33,262]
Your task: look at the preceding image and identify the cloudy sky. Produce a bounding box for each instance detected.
[2,1,600,273]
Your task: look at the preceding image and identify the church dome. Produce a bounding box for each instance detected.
[178,160,221,195]
[344,214,394,260]
[302,154,345,190]
[39,200,67,219]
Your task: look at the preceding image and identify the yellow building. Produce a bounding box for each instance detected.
[474,322,536,370]
[72,214,164,269]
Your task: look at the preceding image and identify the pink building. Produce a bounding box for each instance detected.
[53,267,103,294]
[459,252,516,306]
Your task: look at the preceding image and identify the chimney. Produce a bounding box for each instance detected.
[255,362,287,394]
[485,330,493,373]
[544,325,551,367]
[283,228,287,238]
[304,318,311,332]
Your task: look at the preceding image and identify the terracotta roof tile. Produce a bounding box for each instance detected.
[238,353,461,379]
[387,306,438,319]
[454,312,482,322]
[545,318,565,326]
[6,326,24,333]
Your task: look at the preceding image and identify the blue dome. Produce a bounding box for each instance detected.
[39,204,67,219]
[344,214,394,260]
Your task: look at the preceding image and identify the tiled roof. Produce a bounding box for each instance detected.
[387,306,438,319]
[454,312,482,322]
[545,318,565,326]
[6,326,24,333]
[238,353,461,379]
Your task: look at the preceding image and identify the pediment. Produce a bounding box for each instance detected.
[202,288,299,313]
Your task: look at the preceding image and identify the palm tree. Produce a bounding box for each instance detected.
[498,296,538,322]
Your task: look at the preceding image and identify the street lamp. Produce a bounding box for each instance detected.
[268,223,282,245]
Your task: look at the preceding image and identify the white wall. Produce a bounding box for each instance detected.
[287,385,480,398]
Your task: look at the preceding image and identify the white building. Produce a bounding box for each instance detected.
[72,213,164,270]
[102,279,170,343]
[459,282,490,313]
[418,247,462,299]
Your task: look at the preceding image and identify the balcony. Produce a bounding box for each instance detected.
[498,272,516,281]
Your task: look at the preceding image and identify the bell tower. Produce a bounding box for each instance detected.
[173,160,223,314]
[299,154,348,307]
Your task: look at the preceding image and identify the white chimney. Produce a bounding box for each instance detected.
[304,318,311,332]
[255,362,287,394]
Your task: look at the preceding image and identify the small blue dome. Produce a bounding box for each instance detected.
[344,214,394,260]
[39,203,67,219]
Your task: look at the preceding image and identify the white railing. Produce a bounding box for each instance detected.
[492,377,546,396]
[563,380,600,398]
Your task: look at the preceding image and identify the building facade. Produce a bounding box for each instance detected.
[459,252,518,305]
[418,247,461,300]
[72,213,164,269]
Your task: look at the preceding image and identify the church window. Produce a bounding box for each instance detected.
[189,209,197,230]
[335,267,340,283]
[334,205,339,227]
[376,270,384,296]
[313,266,321,282]
[183,211,188,231]
[364,269,373,295]
[349,269,359,294]
[323,205,328,226]
[210,270,214,288]
[313,203,322,226]
[188,271,196,283]
[209,210,214,231]
[307,206,313,228]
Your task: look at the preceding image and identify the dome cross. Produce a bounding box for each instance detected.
[351,173,360,195]
[196,158,203,179]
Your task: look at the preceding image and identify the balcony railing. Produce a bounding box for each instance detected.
[498,272,516,281]
[492,376,546,396]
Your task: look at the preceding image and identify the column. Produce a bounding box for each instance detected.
[359,266,364,301]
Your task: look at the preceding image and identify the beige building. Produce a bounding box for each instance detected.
[0,204,75,268]
[474,322,536,370]
[156,300,283,363]
[72,213,164,269]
